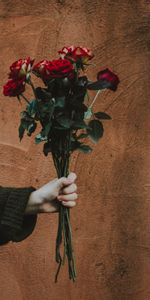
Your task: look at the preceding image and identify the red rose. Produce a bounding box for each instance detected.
[32,60,51,81]
[33,59,74,81]
[58,46,75,59]
[58,46,94,63]
[9,57,34,80]
[3,79,25,97]
[97,68,120,91]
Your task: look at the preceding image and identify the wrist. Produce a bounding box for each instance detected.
[25,190,60,214]
[25,190,41,215]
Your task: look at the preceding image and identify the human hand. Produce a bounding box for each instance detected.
[25,172,78,214]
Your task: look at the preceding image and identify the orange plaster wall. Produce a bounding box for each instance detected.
[0,1,150,299]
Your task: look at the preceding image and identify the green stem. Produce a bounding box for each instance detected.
[20,93,30,104]
[66,209,76,277]
[89,89,101,109]
[29,79,37,99]
[62,213,67,265]
[52,131,76,282]
[28,79,46,128]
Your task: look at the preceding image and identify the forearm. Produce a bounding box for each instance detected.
[0,186,37,244]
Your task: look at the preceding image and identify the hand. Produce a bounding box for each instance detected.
[25,172,78,214]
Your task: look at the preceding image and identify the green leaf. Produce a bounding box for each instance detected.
[72,120,89,129]
[87,119,104,143]
[18,124,25,141]
[21,119,30,130]
[70,140,81,151]
[27,122,37,136]
[20,111,33,123]
[87,80,111,90]
[35,133,47,144]
[78,144,92,153]
[43,142,51,156]
[40,101,53,113]
[77,133,89,140]
[56,116,72,128]
[27,100,38,117]
[19,110,37,138]
[84,108,93,120]
[20,111,28,120]
[38,99,54,117]
[54,97,65,108]
[94,112,111,120]
[41,123,51,137]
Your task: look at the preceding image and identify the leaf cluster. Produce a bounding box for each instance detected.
[18,73,111,156]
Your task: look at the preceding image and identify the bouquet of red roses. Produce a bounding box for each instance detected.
[3,46,119,282]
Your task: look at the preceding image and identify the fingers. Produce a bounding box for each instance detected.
[57,192,78,202]
[56,173,78,208]
[62,183,77,195]
[58,172,77,189]
[67,172,77,183]
[61,200,76,208]
[57,193,77,208]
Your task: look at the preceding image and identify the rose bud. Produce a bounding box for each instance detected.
[58,46,94,63]
[9,57,34,81]
[3,79,25,97]
[58,46,75,59]
[73,46,94,63]
[97,68,120,91]
[32,60,50,81]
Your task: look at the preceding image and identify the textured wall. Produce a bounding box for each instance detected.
[0,1,150,299]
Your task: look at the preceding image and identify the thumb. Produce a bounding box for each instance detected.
[67,172,77,183]
[57,173,77,189]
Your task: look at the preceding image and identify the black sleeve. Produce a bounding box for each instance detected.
[0,186,37,245]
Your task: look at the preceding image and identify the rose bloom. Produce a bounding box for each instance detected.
[58,46,94,63]
[97,68,120,91]
[33,58,74,81]
[32,60,51,80]
[3,79,25,97]
[9,57,34,80]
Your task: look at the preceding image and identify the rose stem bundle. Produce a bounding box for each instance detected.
[51,130,76,282]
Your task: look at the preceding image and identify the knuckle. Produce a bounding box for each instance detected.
[62,187,67,194]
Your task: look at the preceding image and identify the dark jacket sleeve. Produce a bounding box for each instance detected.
[0,186,37,245]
